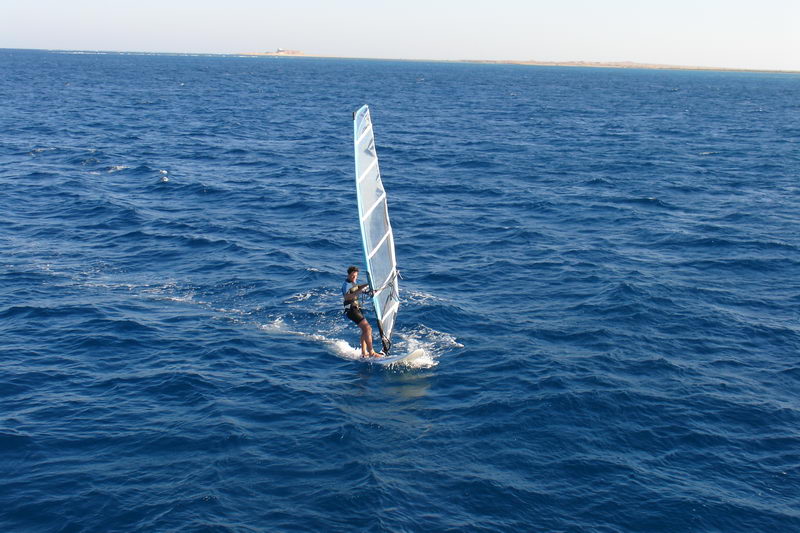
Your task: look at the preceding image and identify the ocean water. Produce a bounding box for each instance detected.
[1,48,799,532]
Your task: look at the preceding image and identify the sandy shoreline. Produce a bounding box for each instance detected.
[22,48,798,75]
[471,59,800,74]
[243,52,799,74]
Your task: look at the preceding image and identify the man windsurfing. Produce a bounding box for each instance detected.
[342,266,382,357]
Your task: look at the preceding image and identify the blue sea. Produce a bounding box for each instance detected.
[1,48,799,532]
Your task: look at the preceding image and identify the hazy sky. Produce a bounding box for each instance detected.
[3,0,799,70]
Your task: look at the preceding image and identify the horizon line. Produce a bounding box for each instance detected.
[5,47,800,75]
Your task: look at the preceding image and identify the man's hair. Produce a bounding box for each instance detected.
[347,266,359,275]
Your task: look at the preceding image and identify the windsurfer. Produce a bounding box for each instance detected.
[342,266,381,357]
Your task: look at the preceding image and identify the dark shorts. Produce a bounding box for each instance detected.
[345,306,364,325]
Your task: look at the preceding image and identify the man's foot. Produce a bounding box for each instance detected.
[369,351,383,357]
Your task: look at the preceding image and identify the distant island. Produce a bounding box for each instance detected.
[242,49,798,74]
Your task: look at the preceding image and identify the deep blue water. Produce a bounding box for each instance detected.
[1,48,799,532]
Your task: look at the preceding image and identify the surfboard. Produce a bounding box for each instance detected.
[360,348,425,366]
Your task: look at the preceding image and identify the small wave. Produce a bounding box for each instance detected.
[30,147,55,154]
[162,293,196,304]
[439,159,497,170]
[0,430,33,451]
[404,289,449,306]
[610,196,677,210]
[284,291,314,303]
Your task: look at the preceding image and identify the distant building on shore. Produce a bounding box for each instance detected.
[272,48,302,56]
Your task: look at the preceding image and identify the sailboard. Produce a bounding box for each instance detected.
[364,348,425,366]
[353,105,400,355]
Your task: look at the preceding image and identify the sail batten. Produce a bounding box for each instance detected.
[367,229,392,260]
[356,125,372,144]
[360,193,387,222]
[353,105,399,354]
[358,159,378,183]
[383,301,399,319]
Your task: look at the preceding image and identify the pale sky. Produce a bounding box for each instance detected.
[3,0,799,71]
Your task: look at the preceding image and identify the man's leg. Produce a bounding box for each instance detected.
[358,319,376,356]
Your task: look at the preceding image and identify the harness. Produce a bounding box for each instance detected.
[342,281,362,312]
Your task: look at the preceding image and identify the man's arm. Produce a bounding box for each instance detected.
[343,283,370,303]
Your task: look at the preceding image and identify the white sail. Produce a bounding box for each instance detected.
[353,105,399,353]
